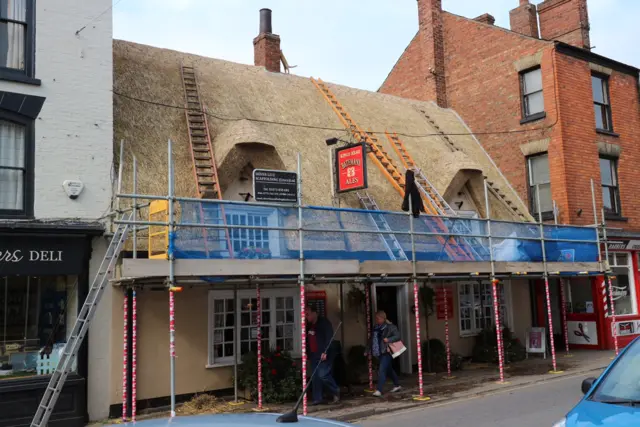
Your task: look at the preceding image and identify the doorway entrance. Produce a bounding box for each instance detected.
[372,283,412,374]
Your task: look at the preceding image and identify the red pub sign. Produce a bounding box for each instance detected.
[335,143,368,193]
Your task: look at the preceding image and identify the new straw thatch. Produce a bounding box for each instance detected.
[113,39,532,253]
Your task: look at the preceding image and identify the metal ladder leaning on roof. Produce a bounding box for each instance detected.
[357,192,408,261]
[386,132,491,261]
[180,65,233,258]
[310,77,474,262]
[31,213,133,427]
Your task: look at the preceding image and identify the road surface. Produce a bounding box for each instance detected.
[360,371,595,427]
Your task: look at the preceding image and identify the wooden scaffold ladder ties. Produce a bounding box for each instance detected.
[310,77,473,262]
[31,213,134,427]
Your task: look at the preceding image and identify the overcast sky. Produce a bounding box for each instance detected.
[113,0,639,92]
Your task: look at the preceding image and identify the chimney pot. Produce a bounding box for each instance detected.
[259,8,273,34]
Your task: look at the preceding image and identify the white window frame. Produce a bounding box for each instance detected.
[458,280,513,337]
[223,206,281,258]
[606,252,638,317]
[207,288,301,368]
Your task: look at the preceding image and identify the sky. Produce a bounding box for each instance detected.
[113,0,639,92]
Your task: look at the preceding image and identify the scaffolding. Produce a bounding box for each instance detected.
[61,138,619,423]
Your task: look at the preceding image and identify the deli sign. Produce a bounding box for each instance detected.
[335,143,368,193]
[0,236,85,275]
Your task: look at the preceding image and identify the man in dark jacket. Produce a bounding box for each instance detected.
[306,305,340,405]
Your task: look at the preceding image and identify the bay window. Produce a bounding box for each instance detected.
[208,288,300,367]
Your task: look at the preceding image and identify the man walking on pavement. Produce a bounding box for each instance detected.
[306,305,340,405]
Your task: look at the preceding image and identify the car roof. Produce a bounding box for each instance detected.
[118,413,354,427]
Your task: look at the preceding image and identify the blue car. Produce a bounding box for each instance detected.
[114,412,355,427]
[554,336,640,427]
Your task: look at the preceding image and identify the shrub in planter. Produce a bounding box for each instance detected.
[471,326,526,364]
[421,338,463,373]
[346,344,379,384]
[236,346,301,403]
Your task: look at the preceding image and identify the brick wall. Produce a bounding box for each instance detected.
[538,0,590,49]
[254,33,281,73]
[0,0,114,220]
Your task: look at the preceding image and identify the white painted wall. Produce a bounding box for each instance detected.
[0,0,114,220]
[0,0,114,421]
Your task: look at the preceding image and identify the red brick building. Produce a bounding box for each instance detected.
[380,0,640,351]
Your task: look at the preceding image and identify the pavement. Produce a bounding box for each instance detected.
[359,371,590,427]
[88,350,613,426]
[306,350,612,423]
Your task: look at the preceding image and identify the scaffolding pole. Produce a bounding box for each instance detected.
[559,279,571,357]
[536,185,560,374]
[256,282,263,410]
[443,283,453,379]
[296,153,309,416]
[168,139,177,418]
[485,179,506,384]
[601,209,619,356]
[132,289,138,422]
[133,155,138,259]
[409,198,429,401]
[121,290,129,422]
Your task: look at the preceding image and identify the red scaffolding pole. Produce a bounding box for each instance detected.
[365,283,374,392]
[121,292,129,422]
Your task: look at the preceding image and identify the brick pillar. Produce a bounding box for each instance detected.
[253,9,281,73]
[538,0,590,50]
[474,14,496,25]
[418,0,447,107]
[509,0,539,38]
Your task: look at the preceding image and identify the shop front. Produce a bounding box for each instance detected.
[533,238,640,352]
[0,225,100,427]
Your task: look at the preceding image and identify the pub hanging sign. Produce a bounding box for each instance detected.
[335,143,368,194]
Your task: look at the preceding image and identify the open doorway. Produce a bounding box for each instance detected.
[373,284,411,374]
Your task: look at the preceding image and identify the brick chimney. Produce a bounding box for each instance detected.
[253,8,281,72]
[509,0,539,38]
[474,13,496,26]
[417,0,447,107]
[538,0,591,49]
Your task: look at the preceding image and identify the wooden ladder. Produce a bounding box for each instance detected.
[311,77,473,262]
[181,65,234,258]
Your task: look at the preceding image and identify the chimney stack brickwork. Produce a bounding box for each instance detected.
[509,0,539,38]
[254,8,281,73]
[538,0,591,49]
[474,13,496,26]
[418,0,447,107]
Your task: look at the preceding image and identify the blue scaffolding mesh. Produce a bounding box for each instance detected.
[171,201,598,263]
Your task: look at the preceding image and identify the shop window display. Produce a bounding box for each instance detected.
[0,275,77,380]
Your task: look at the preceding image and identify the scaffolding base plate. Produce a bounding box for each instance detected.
[495,381,511,385]
[412,395,431,402]
[228,401,245,407]
[563,354,574,358]
[549,370,564,374]
[364,389,376,393]
[252,407,270,412]
[442,376,456,380]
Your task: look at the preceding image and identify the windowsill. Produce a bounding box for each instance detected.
[605,214,628,222]
[0,211,33,220]
[206,361,241,369]
[520,112,547,125]
[0,69,41,86]
[596,128,619,138]
[531,211,555,222]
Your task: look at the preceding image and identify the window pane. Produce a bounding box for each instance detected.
[529,154,550,184]
[610,273,635,316]
[0,21,25,70]
[532,183,552,213]
[599,158,614,186]
[0,0,27,21]
[592,76,605,104]
[0,119,25,167]
[523,69,542,94]
[594,105,605,129]
[602,186,614,211]
[0,168,24,210]
[525,91,544,116]
[0,276,78,378]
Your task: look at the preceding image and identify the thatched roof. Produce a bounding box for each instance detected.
[113,39,531,223]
